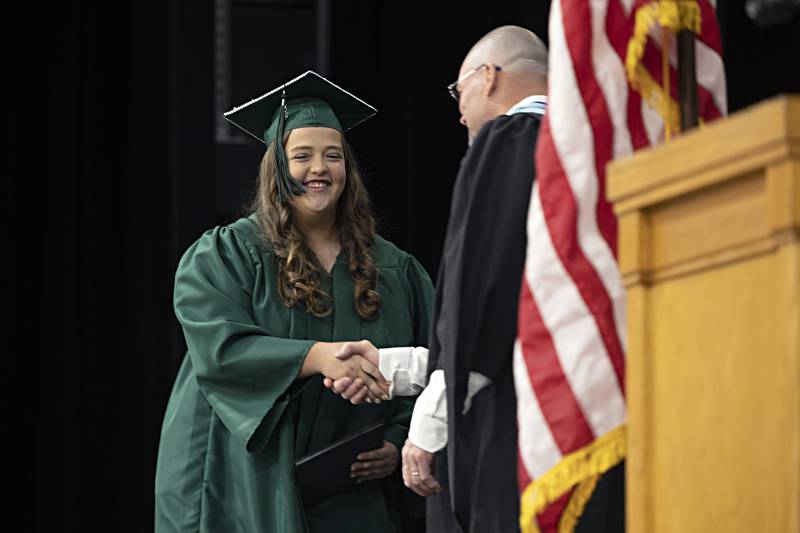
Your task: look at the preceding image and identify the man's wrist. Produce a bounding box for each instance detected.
[362,343,379,368]
[409,412,447,453]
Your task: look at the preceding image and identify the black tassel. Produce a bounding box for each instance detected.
[275,90,307,203]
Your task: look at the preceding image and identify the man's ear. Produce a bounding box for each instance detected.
[482,62,500,97]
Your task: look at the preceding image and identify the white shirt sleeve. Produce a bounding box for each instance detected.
[407,369,493,453]
[378,346,429,397]
[408,370,448,453]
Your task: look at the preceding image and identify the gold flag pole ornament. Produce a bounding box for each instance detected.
[625,0,702,140]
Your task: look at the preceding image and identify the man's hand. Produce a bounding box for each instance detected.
[303,342,389,402]
[320,354,389,402]
[323,340,387,404]
[401,438,442,497]
[350,440,399,482]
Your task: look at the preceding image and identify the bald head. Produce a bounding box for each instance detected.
[462,25,548,86]
[455,25,548,142]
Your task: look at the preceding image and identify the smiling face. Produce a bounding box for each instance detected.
[285,126,346,221]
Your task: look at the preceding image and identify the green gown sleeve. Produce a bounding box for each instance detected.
[383,255,435,451]
[173,225,315,453]
[406,256,435,347]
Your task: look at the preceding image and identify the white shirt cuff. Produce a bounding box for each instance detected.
[408,370,448,453]
[378,346,429,398]
[407,368,493,453]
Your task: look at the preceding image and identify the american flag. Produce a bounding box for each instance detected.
[514,1,726,531]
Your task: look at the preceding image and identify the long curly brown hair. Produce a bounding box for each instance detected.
[250,134,382,320]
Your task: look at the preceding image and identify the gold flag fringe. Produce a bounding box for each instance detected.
[558,474,601,532]
[625,0,701,137]
[519,424,627,533]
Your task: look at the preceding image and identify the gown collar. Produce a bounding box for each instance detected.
[505,95,547,117]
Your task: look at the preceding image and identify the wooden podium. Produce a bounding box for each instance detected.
[607,95,800,533]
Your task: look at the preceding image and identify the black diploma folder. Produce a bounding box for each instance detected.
[294,419,385,508]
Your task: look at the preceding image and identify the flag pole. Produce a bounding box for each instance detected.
[677,28,699,131]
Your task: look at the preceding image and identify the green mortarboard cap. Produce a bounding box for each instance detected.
[224,70,377,203]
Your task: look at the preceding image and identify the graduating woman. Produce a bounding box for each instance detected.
[155,71,433,532]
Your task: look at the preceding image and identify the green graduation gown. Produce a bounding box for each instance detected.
[155,215,433,532]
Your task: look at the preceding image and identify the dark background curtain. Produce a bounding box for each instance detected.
[6,1,798,531]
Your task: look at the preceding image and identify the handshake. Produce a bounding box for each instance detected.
[301,339,391,404]
[311,340,442,497]
[322,340,389,404]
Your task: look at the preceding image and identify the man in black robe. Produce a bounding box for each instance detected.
[400,25,549,533]
[329,23,624,532]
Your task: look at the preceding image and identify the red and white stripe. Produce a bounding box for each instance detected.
[515,0,725,528]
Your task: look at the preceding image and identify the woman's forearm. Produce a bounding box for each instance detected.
[298,341,341,378]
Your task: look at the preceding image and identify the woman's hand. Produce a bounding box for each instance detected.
[350,440,399,483]
[301,342,389,402]
[322,353,390,403]
[323,340,385,404]
[335,340,379,367]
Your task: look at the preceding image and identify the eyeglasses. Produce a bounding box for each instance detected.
[446,64,501,102]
